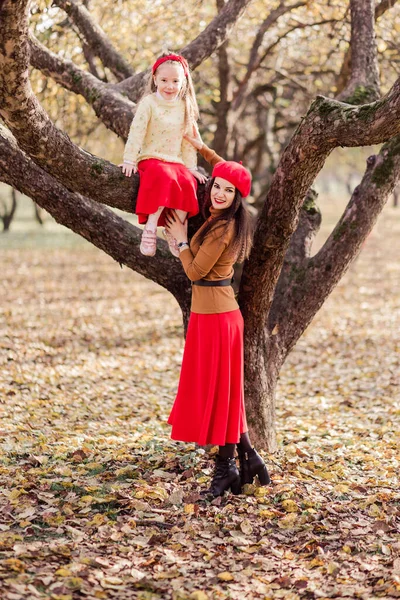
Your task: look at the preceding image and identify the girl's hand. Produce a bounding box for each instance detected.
[164,210,188,244]
[119,162,137,177]
[191,169,207,184]
[184,126,203,150]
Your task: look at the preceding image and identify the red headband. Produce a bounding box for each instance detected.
[152,54,189,77]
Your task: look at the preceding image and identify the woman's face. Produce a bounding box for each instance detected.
[210,177,236,210]
[153,63,184,100]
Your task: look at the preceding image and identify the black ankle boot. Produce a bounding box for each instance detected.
[237,447,270,486]
[207,455,241,497]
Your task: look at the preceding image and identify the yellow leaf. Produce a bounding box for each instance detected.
[308,558,324,568]
[259,509,275,519]
[55,567,72,577]
[282,499,299,513]
[278,513,297,529]
[327,562,339,575]
[190,592,209,600]
[3,558,25,572]
[80,495,94,504]
[254,486,268,497]
[89,514,108,526]
[342,545,352,554]
[184,504,195,514]
[218,571,234,581]
[196,476,209,484]
[18,520,33,527]
[240,519,253,535]
[66,577,83,590]
[368,504,381,517]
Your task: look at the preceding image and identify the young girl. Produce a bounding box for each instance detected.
[165,137,271,497]
[121,54,206,257]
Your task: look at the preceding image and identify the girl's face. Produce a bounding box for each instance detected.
[211,177,236,210]
[154,63,184,100]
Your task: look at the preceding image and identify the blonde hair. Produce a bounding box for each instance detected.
[142,54,199,133]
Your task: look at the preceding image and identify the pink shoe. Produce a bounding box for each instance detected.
[163,229,179,258]
[140,228,157,256]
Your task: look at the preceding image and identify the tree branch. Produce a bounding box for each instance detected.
[52,0,135,81]
[238,78,400,333]
[29,35,134,138]
[375,0,399,20]
[336,0,380,104]
[0,0,142,212]
[276,134,400,354]
[116,0,254,102]
[232,1,306,111]
[0,123,191,315]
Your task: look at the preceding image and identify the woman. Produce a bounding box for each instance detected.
[165,136,270,497]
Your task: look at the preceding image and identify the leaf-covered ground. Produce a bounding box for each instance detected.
[1,210,399,600]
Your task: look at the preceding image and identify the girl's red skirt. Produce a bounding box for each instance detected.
[136,158,199,226]
[168,309,248,446]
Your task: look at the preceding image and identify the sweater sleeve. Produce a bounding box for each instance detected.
[181,136,197,169]
[123,97,152,164]
[198,143,225,167]
[179,227,230,281]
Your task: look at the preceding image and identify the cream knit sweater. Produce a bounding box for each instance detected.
[123,93,197,169]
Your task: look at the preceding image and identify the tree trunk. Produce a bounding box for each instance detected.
[243,328,282,452]
[1,187,17,232]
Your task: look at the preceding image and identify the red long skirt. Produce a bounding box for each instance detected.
[168,310,248,446]
[136,158,199,226]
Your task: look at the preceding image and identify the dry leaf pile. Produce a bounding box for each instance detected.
[1,211,399,599]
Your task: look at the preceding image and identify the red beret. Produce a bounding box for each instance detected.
[212,161,252,198]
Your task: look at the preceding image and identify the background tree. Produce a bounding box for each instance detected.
[0,0,399,451]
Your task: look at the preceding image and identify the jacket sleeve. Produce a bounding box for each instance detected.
[179,226,231,281]
[123,97,152,164]
[198,143,225,168]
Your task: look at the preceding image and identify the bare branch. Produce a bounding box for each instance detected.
[232,1,307,110]
[116,0,254,102]
[0,123,191,313]
[277,134,400,354]
[238,78,400,333]
[52,0,134,81]
[336,0,380,104]
[336,0,398,96]
[375,0,399,19]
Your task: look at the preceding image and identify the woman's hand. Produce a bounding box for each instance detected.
[119,162,138,177]
[184,126,203,150]
[164,210,188,244]
[191,169,207,184]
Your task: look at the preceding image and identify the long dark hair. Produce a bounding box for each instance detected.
[195,178,253,263]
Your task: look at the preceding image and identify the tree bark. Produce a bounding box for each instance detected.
[52,0,135,81]
[0,124,192,316]
[336,0,380,104]
[279,134,400,355]
[29,35,134,137]
[2,0,400,452]
[335,0,399,97]
[243,330,282,452]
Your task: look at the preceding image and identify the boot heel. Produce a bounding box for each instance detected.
[230,476,242,495]
[256,465,271,486]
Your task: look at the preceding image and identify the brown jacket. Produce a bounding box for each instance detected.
[179,143,239,314]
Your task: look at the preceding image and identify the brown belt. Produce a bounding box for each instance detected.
[192,278,233,287]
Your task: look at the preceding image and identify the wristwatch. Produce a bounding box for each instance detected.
[178,241,189,250]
